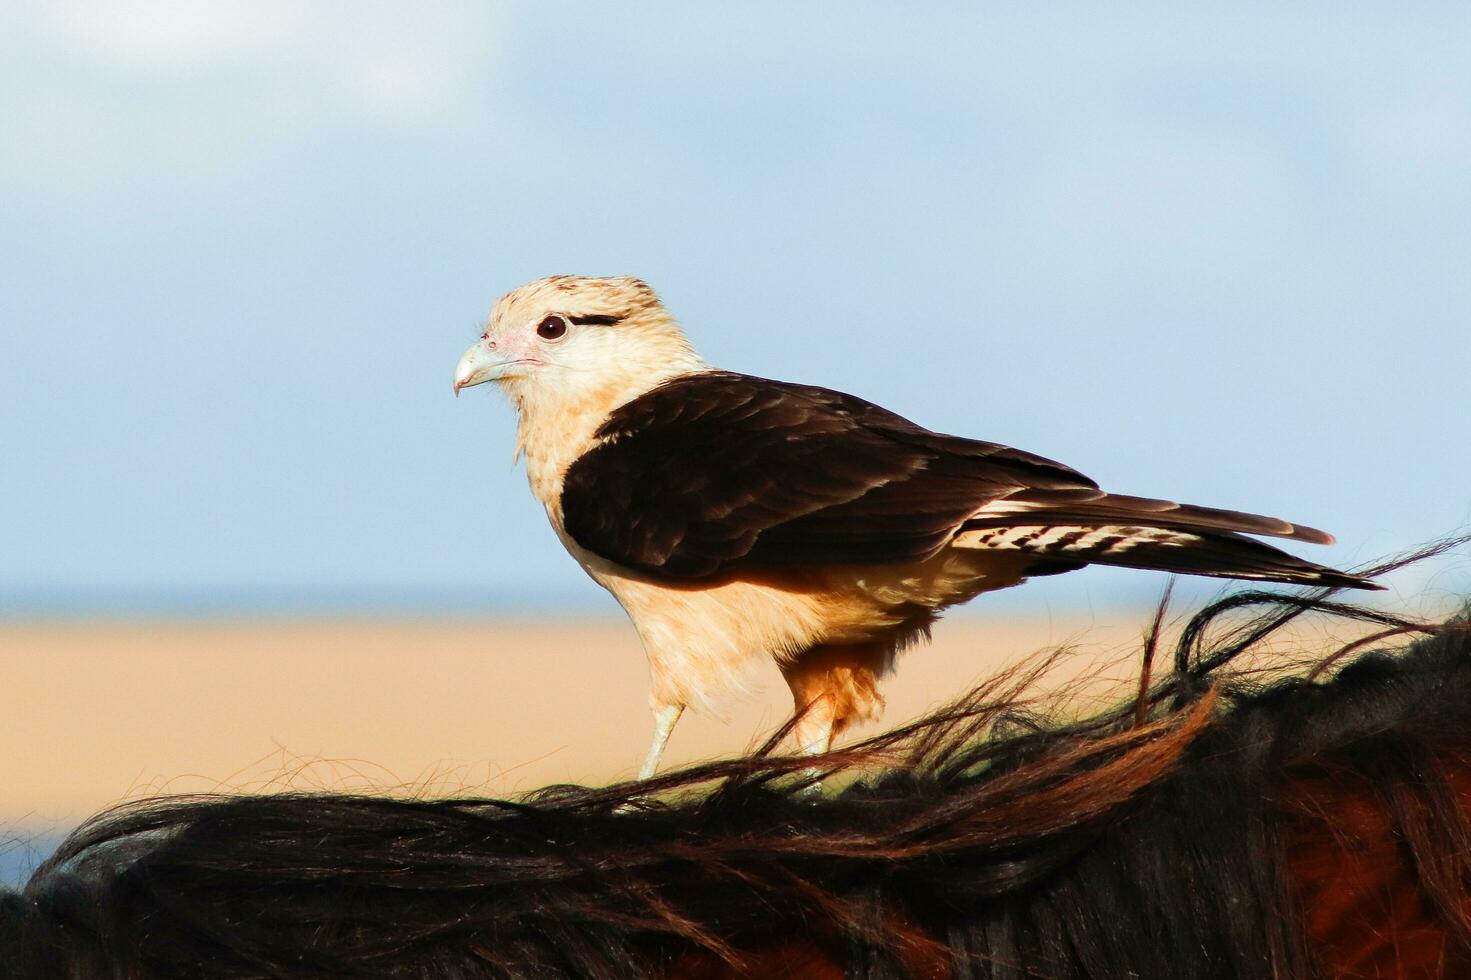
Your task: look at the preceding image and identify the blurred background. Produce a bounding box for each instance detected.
[4,2,1469,881]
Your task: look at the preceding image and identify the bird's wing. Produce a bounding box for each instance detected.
[560,371,1097,578]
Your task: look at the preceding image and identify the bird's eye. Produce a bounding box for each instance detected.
[536,315,568,340]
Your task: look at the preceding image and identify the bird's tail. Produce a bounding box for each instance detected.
[958,493,1380,590]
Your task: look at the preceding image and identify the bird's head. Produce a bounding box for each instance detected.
[454,275,704,415]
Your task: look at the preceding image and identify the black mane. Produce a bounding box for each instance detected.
[3,542,1469,979]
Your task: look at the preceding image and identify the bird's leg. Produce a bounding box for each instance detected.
[781,643,886,755]
[781,643,888,795]
[782,696,838,798]
[792,696,837,757]
[637,702,685,780]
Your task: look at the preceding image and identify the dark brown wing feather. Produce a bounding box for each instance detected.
[560,372,1095,578]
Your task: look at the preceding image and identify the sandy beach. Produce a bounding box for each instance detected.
[1,613,1194,834]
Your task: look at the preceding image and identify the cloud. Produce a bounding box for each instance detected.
[0,2,503,206]
[1356,86,1471,180]
[32,2,310,71]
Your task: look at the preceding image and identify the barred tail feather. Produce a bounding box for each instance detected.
[956,522,1381,590]
[974,490,1337,544]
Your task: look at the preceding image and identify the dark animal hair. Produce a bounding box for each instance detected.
[3,540,1470,979]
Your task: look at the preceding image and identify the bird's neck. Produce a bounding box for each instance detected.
[512,356,708,519]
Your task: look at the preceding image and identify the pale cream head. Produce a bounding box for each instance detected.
[453,275,706,414]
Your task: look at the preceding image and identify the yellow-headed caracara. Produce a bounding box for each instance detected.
[454,276,1378,778]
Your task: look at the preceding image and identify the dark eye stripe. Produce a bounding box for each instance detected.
[568,314,621,326]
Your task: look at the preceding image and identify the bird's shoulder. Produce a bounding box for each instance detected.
[588,370,1095,490]
[592,370,886,442]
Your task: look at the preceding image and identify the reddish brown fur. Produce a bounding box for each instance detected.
[648,694,1221,977]
[653,711,1471,978]
[1282,749,1471,978]
[663,914,952,979]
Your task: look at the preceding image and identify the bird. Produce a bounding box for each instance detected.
[454,275,1378,779]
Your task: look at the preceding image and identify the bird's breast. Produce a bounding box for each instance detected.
[552,539,1040,709]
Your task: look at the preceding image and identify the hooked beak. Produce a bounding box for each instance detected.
[454,340,525,396]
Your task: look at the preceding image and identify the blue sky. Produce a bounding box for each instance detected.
[3,3,1469,616]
